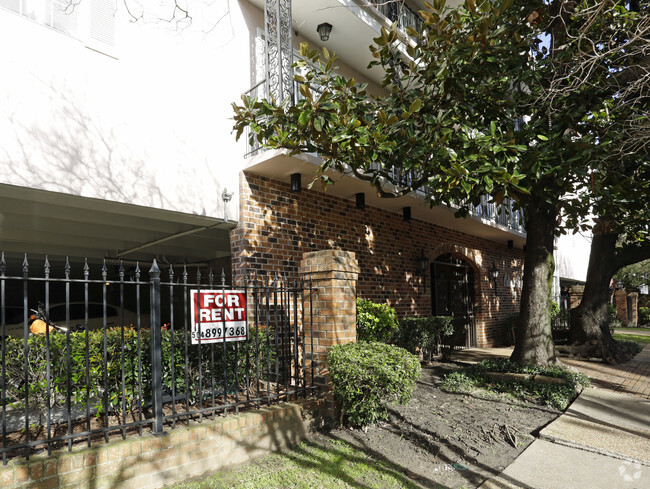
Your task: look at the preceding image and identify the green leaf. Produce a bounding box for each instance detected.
[314,116,325,132]
[298,110,312,126]
[537,134,549,141]
[409,99,423,113]
[299,84,313,100]
[406,26,419,37]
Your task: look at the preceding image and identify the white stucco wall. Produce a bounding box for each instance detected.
[0,0,260,221]
[552,229,592,304]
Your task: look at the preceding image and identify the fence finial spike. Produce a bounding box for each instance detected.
[44,255,50,275]
[221,268,226,286]
[23,253,29,275]
[83,258,89,277]
[208,267,214,286]
[135,261,141,280]
[102,259,108,280]
[169,263,174,282]
[119,260,125,279]
[0,252,5,275]
[149,258,161,275]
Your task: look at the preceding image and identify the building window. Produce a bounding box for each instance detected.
[1,0,115,48]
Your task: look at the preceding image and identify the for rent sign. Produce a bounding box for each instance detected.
[190,290,247,344]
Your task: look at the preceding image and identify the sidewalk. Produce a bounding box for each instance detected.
[451,344,650,489]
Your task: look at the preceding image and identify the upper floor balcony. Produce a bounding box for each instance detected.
[241,1,525,246]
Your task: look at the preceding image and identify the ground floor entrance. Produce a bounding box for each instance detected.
[431,253,477,348]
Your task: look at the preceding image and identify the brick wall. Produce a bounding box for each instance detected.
[300,250,359,418]
[232,173,525,347]
[0,398,324,489]
[615,290,629,326]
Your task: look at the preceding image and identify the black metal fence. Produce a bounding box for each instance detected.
[0,253,313,464]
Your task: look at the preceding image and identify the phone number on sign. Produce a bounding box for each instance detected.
[191,326,247,343]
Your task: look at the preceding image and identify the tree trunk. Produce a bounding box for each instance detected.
[564,232,622,362]
[569,232,616,341]
[566,226,650,363]
[510,201,559,366]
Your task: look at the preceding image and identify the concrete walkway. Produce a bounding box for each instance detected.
[450,344,650,489]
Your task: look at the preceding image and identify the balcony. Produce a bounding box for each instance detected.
[240,1,525,245]
[366,0,423,33]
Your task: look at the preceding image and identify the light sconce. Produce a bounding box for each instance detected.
[290,173,301,192]
[489,261,500,292]
[416,249,430,291]
[356,192,365,209]
[317,22,333,42]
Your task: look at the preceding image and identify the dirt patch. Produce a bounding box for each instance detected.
[313,361,561,489]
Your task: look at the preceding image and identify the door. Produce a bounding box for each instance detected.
[431,254,476,347]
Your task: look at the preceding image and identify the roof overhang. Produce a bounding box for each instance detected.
[0,183,235,268]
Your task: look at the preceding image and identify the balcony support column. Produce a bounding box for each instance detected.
[265,0,294,103]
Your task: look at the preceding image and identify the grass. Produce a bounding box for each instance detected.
[616,327,650,332]
[440,358,590,410]
[166,438,422,489]
[614,333,650,345]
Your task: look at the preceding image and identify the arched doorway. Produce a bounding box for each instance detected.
[431,253,477,347]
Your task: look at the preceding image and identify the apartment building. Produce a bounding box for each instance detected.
[0,0,588,346]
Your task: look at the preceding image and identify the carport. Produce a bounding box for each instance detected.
[0,183,236,310]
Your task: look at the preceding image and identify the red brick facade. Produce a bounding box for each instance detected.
[231,172,525,347]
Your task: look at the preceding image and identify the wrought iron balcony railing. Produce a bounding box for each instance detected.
[241,81,525,234]
[367,0,423,33]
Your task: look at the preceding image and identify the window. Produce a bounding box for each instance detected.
[1,0,115,49]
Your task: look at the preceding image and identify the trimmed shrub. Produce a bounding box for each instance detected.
[327,342,421,427]
[393,316,454,361]
[2,326,272,418]
[356,299,398,343]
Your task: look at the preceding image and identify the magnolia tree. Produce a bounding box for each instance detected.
[233,0,648,366]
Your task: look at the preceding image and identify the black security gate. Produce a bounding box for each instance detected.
[431,254,476,348]
[0,253,313,464]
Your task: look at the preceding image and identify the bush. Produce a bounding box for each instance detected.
[356,299,398,343]
[639,307,650,326]
[2,326,273,419]
[327,342,421,427]
[551,302,569,330]
[393,316,454,361]
[607,304,623,330]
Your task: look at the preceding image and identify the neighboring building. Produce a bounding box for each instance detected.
[554,231,591,310]
[0,0,589,347]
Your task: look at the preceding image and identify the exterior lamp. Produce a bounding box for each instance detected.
[317,22,332,42]
[416,250,430,290]
[290,173,301,192]
[489,261,499,292]
[356,192,365,209]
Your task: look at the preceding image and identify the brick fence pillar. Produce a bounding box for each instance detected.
[300,250,359,418]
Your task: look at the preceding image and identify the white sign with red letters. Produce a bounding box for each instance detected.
[190,290,247,344]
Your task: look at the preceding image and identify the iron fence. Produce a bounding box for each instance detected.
[0,253,313,464]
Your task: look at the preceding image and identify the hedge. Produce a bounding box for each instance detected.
[1,326,273,417]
